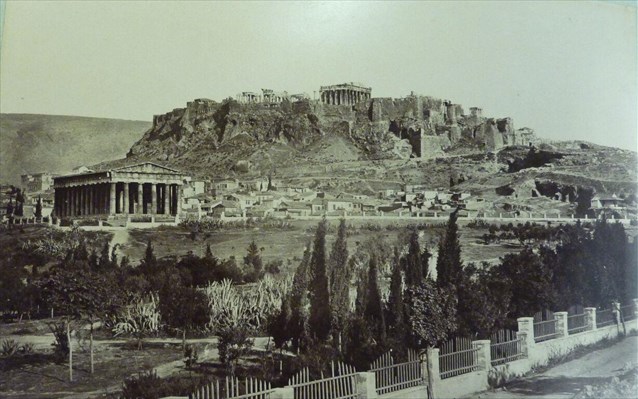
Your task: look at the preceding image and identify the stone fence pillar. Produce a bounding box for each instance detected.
[516,331,529,358]
[555,311,569,338]
[426,347,441,397]
[517,317,535,345]
[355,372,377,399]
[584,307,597,331]
[270,386,293,399]
[633,299,638,320]
[472,340,491,371]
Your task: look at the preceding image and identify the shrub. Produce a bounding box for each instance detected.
[20,342,34,354]
[183,344,198,368]
[47,322,70,359]
[1,339,19,357]
[122,370,166,399]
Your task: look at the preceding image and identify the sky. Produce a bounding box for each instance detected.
[0,1,636,151]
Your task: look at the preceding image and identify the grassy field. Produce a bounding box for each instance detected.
[121,218,523,274]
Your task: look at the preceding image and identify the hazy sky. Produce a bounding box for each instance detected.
[1,1,636,150]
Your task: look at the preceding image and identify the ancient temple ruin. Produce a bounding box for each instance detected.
[320,82,371,105]
[53,162,189,219]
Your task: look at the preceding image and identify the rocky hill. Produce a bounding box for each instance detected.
[0,114,151,185]
[102,95,636,215]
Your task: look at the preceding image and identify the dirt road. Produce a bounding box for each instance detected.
[470,336,638,399]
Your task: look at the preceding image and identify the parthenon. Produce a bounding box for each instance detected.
[320,82,371,106]
[52,162,189,218]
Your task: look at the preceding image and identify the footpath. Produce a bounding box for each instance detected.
[468,335,637,399]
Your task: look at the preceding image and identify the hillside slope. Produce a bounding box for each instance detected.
[0,114,151,184]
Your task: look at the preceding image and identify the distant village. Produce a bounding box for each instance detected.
[1,166,632,225]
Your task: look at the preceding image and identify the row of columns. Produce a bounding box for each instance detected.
[54,182,181,218]
[321,89,370,105]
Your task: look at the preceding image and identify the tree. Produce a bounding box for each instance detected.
[140,239,157,274]
[497,247,554,319]
[386,247,406,346]
[405,279,457,349]
[404,230,425,288]
[243,240,264,282]
[14,189,24,217]
[158,270,208,350]
[328,219,351,349]
[38,268,123,378]
[436,209,463,289]
[308,219,330,342]
[364,255,386,343]
[289,242,312,352]
[35,196,42,218]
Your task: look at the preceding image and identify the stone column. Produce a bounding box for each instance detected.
[163,184,171,215]
[109,183,116,215]
[123,183,129,214]
[150,183,157,214]
[88,185,93,215]
[584,307,597,331]
[78,186,84,215]
[555,311,569,338]
[69,187,75,216]
[138,183,144,214]
[175,185,181,215]
[84,186,89,215]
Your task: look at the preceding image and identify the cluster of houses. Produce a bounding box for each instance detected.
[180,179,484,219]
[3,169,633,223]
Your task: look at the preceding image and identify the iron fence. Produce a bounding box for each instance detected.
[189,377,274,399]
[439,337,480,379]
[490,329,524,366]
[369,349,424,395]
[596,308,615,327]
[533,310,558,342]
[287,361,358,399]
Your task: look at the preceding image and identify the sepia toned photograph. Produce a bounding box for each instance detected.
[0,1,636,398]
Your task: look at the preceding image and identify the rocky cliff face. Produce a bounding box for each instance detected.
[127,94,536,171]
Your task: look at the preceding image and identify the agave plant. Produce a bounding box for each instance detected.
[113,294,161,349]
[203,276,292,333]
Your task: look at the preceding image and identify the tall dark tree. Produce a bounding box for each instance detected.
[243,240,264,282]
[140,239,157,273]
[436,209,463,288]
[98,242,113,271]
[289,242,312,352]
[404,230,424,287]
[308,218,331,342]
[386,247,406,345]
[35,196,42,218]
[497,247,555,319]
[328,219,351,347]
[364,255,386,343]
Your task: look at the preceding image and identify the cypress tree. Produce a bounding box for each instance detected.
[387,247,404,338]
[404,230,423,288]
[364,255,386,343]
[289,241,312,352]
[329,219,351,343]
[308,218,331,342]
[436,209,463,288]
[141,239,157,272]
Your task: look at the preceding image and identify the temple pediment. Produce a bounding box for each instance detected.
[111,162,184,175]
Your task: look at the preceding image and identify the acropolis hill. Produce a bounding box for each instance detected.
[103,82,636,208]
[130,82,536,163]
